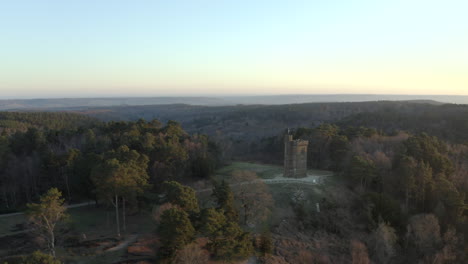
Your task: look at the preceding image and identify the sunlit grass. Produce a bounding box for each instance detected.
[216,161,283,179]
[0,214,27,237]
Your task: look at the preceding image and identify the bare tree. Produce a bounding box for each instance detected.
[406,214,441,255]
[370,222,397,264]
[27,188,68,258]
[229,171,273,226]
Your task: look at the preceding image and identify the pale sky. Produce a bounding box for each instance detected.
[0,0,467,98]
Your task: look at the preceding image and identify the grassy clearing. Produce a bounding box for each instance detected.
[0,205,155,263]
[0,205,153,238]
[209,162,335,211]
[216,161,333,179]
[0,214,26,236]
[210,162,337,233]
[268,184,324,208]
[216,162,283,179]
[68,206,155,239]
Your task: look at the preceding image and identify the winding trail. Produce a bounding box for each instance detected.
[75,234,141,264]
[0,201,96,218]
[105,234,140,252]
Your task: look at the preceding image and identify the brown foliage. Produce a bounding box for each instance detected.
[152,202,175,223]
[172,243,209,264]
[350,240,370,264]
[229,171,274,226]
[370,222,397,264]
[406,214,441,254]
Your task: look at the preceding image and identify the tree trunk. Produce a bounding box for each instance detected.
[122,197,126,233]
[50,230,56,258]
[2,187,9,209]
[61,167,71,201]
[115,195,120,237]
[243,203,248,225]
[65,173,71,201]
[405,187,409,212]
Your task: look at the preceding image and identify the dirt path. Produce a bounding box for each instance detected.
[73,234,141,264]
[105,234,140,252]
[0,229,33,238]
[0,201,96,219]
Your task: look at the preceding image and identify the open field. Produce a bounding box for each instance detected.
[0,214,26,237]
[202,162,337,231]
[216,161,284,179]
[0,205,154,238]
[216,161,333,179]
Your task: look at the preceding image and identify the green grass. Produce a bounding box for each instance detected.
[268,183,324,208]
[0,214,27,237]
[3,205,155,263]
[60,206,155,264]
[211,162,337,232]
[216,162,283,179]
[215,161,333,179]
[210,162,335,210]
[68,206,155,239]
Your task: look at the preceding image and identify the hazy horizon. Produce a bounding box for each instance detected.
[1,94,468,111]
[2,93,468,101]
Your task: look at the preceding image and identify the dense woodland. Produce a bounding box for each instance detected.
[0,114,221,212]
[0,101,467,263]
[247,125,468,263]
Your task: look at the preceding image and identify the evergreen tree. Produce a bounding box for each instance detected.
[201,208,253,261]
[329,134,349,170]
[159,207,195,257]
[212,180,238,221]
[91,145,149,236]
[163,181,199,214]
[396,155,417,210]
[348,156,377,190]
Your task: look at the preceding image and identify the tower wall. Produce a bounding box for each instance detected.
[284,134,309,178]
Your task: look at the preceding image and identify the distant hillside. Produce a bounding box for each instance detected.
[5,100,468,144]
[1,94,467,110]
[0,97,232,110]
[68,101,468,144]
[0,112,98,134]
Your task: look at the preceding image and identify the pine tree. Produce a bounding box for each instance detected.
[159,207,195,257]
[212,180,238,221]
[201,208,253,261]
[163,181,199,214]
[91,145,149,237]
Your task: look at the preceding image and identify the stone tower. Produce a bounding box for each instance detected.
[283,132,309,178]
